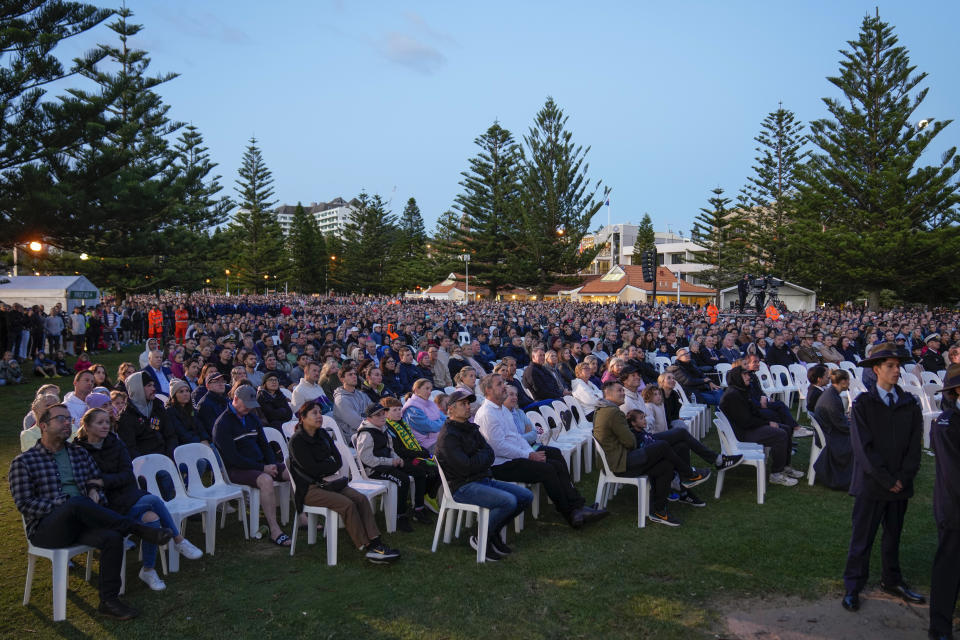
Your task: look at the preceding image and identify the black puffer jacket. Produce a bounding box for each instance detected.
[435,418,493,494]
[257,389,292,428]
[719,367,769,439]
[76,432,146,515]
[166,403,210,444]
[288,426,343,512]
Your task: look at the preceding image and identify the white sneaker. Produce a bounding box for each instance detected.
[175,538,203,560]
[782,466,805,479]
[793,426,814,438]
[139,567,166,591]
[769,472,799,487]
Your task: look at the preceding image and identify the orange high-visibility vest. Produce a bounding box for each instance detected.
[174,308,189,327]
[148,309,163,333]
[706,304,719,324]
[765,305,780,321]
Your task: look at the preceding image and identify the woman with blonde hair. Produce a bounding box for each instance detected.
[76,408,202,591]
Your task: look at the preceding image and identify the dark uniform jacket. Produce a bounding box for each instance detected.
[932,405,960,529]
[849,385,922,501]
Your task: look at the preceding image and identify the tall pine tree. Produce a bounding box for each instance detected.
[738,106,806,276]
[631,213,655,265]
[443,122,525,299]
[230,137,288,291]
[340,192,397,294]
[393,197,430,291]
[288,202,326,293]
[519,97,605,293]
[691,187,751,295]
[792,14,960,306]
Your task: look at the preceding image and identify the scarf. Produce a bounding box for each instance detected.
[386,418,427,455]
[402,393,445,421]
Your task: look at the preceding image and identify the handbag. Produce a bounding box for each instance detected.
[317,476,348,493]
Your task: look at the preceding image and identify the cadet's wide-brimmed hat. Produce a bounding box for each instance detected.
[859,342,912,368]
[937,364,960,393]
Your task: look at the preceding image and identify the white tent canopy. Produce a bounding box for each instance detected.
[719,280,817,312]
[0,275,100,313]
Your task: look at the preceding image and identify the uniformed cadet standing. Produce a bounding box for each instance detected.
[929,364,960,640]
[841,343,925,612]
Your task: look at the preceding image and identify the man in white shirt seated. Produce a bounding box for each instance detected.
[291,361,332,414]
[474,373,608,529]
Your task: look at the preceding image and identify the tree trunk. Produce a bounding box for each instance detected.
[867,288,881,310]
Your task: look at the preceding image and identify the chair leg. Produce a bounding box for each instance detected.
[384,486,397,533]
[757,463,766,505]
[277,484,291,525]
[431,508,446,552]
[594,477,606,509]
[52,551,68,621]
[445,509,457,544]
[238,495,250,539]
[477,510,489,563]
[530,484,540,519]
[289,514,299,557]
[714,469,725,499]
[582,438,593,473]
[119,545,127,596]
[807,446,819,487]
[325,512,338,566]
[23,554,37,606]
[204,508,216,554]
[249,490,260,538]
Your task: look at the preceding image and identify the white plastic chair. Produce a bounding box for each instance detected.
[824,362,839,371]
[562,395,594,473]
[538,404,580,481]
[430,461,494,562]
[716,363,732,387]
[806,414,827,486]
[839,361,857,377]
[287,466,339,565]
[526,411,551,446]
[654,357,672,373]
[673,384,707,439]
[332,440,395,533]
[550,399,590,481]
[132,453,206,572]
[458,331,471,346]
[920,382,943,450]
[591,436,649,528]
[768,364,798,408]
[921,371,944,386]
[712,412,766,505]
[263,427,293,525]
[174,442,249,553]
[279,387,293,400]
[21,516,98,621]
[788,364,810,418]
[281,418,298,439]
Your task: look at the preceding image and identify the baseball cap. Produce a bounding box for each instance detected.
[448,389,476,405]
[234,385,260,409]
[363,404,385,418]
[205,371,224,384]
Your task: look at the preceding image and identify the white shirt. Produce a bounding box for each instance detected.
[572,378,603,412]
[292,379,327,412]
[476,398,533,466]
[620,387,645,415]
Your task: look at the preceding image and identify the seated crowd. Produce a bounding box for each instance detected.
[9,294,960,620]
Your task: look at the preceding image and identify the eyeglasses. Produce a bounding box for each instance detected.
[48,415,73,424]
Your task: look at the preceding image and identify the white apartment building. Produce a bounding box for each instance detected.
[578,224,710,285]
[275,197,358,238]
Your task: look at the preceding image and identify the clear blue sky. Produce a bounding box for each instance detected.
[65,1,960,235]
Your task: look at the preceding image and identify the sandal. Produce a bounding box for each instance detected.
[271,533,291,547]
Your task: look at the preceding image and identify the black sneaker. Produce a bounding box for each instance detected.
[397,515,413,533]
[469,535,502,561]
[679,490,706,507]
[412,508,433,524]
[716,454,744,471]
[680,468,712,489]
[648,510,682,527]
[490,535,513,556]
[98,598,140,620]
[365,542,400,563]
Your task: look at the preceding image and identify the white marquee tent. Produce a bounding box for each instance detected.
[0,275,100,313]
[719,280,817,312]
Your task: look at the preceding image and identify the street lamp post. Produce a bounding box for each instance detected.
[12,241,43,277]
[225,269,231,296]
[460,253,471,303]
[264,273,269,295]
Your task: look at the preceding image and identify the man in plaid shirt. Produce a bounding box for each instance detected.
[10,403,174,620]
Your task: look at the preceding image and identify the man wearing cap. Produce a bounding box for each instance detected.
[197,371,230,436]
[920,334,945,373]
[841,342,924,612]
[475,373,607,530]
[212,385,291,546]
[356,404,426,533]
[435,388,533,561]
[668,347,723,405]
[929,364,960,640]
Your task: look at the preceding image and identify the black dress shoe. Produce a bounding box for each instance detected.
[133,523,175,546]
[98,598,140,620]
[581,506,610,524]
[568,508,586,529]
[841,591,860,611]
[880,581,926,604]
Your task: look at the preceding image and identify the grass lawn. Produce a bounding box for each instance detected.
[0,348,940,639]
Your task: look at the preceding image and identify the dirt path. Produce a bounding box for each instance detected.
[717,589,933,639]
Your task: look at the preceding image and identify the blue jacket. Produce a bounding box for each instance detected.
[212,405,275,471]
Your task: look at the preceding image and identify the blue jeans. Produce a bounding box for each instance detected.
[127,494,181,568]
[691,388,723,406]
[453,478,533,535]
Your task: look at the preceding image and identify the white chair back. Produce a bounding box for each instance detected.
[716,363,732,387]
[654,357,671,373]
[526,411,550,445]
[262,426,290,466]
[921,371,943,386]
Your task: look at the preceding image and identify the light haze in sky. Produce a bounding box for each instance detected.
[61,1,960,235]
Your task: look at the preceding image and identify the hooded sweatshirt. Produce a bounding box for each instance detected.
[117,371,177,458]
